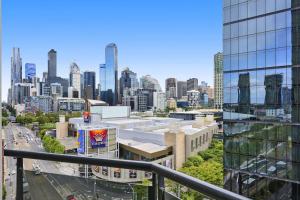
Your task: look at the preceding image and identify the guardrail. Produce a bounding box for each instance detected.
[4,149,250,200]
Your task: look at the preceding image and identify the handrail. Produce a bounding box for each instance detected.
[4,149,250,200]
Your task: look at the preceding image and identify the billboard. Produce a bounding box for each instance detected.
[77,130,85,154]
[89,129,108,148]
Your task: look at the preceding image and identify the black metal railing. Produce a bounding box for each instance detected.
[4,149,250,200]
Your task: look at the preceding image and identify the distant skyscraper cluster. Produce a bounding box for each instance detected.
[8,43,217,114]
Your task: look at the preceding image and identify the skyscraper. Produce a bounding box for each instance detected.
[166,78,177,99]
[177,81,187,99]
[140,75,162,92]
[223,1,300,198]
[119,67,139,97]
[187,78,198,91]
[100,43,118,105]
[48,49,57,81]
[214,52,223,109]
[69,62,81,98]
[11,47,22,105]
[25,63,36,83]
[84,71,96,100]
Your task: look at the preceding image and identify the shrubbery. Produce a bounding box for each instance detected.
[42,135,65,154]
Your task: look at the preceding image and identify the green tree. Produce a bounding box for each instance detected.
[2,185,6,200]
[183,156,204,167]
[2,109,8,117]
[2,118,8,127]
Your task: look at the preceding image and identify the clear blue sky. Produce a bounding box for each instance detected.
[2,0,222,101]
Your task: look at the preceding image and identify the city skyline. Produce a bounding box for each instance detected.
[2,0,222,101]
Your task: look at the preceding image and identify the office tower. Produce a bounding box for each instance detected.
[100,43,118,105]
[48,49,57,81]
[42,72,48,83]
[84,71,96,99]
[177,81,187,99]
[13,83,31,105]
[25,63,36,83]
[140,75,162,92]
[223,1,300,199]
[69,62,81,98]
[50,83,63,98]
[119,67,139,97]
[80,74,84,98]
[214,52,223,109]
[153,92,167,112]
[11,47,22,105]
[137,88,155,108]
[187,78,198,91]
[166,78,177,99]
[187,90,200,107]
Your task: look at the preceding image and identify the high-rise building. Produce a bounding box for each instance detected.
[119,67,139,98]
[153,92,167,112]
[223,1,300,199]
[187,78,198,91]
[177,81,187,99]
[50,83,63,98]
[187,90,200,107]
[48,49,57,80]
[42,72,48,83]
[13,83,31,105]
[25,63,36,83]
[84,71,96,99]
[69,62,81,98]
[100,43,118,105]
[166,78,177,99]
[214,52,223,109]
[11,47,22,105]
[140,75,162,92]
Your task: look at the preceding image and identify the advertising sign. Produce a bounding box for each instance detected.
[77,130,85,154]
[89,129,108,148]
[83,112,91,123]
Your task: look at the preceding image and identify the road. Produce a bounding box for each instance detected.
[4,123,133,200]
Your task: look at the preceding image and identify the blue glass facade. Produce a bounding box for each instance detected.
[223,0,300,199]
[100,43,118,106]
[25,63,36,82]
[84,71,96,99]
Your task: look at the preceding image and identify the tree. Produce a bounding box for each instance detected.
[2,109,8,117]
[2,118,8,127]
[183,156,204,167]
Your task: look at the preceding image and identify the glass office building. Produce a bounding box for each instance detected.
[25,63,36,82]
[100,43,118,105]
[83,71,96,99]
[223,0,300,199]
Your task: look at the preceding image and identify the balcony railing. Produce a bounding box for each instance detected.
[4,149,250,200]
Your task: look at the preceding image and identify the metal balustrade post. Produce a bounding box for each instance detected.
[148,173,157,200]
[16,158,23,200]
[157,174,165,200]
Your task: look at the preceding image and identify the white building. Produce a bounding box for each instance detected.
[70,62,81,98]
[153,92,166,112]
[187,90,200,107]
[57,97,85,112]
[50,82,63,97]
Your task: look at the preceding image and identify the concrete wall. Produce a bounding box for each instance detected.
[164,131,185,170]
[56,122,68,139]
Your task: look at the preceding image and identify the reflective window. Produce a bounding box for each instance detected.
[276,29,287,48]
[266,49,276,67]
[287,11,291,27]
[257,17,266,33]
[287,47,291,65]
[224,39,230,55]
[257,86,266,104]
[223,0,230,8]
[248,34,256,52]
[231,23,239,38]
[224,55,231,71]
[257,70,265,86]
[266,31,276,49]
[224,88,231,104]
[239,36,248,53]
[257,50,266,68]
[257,33,266,50]
[231,5,239,21]
[224,25,231,39]
[224,73,231,88]
[224,7,230,23]
[266,0,276,13]
[276,0,286,10]
[248,19,257,35]
[266,15,275,31]
[248,0,257,18]
[239,21,248,36]
[231,38,239,54]
[276,47,287,66]
[231,72,239,87]
[231,54,239,70]
[250,71,257,86]
[239,53,248,70]
[248,52,257,69]
[276,12,286,29]
[239,2,248,20]
[257,0,266,15]
[287,28,291,46]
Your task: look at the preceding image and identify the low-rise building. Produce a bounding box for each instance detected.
[57,98,85,112]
